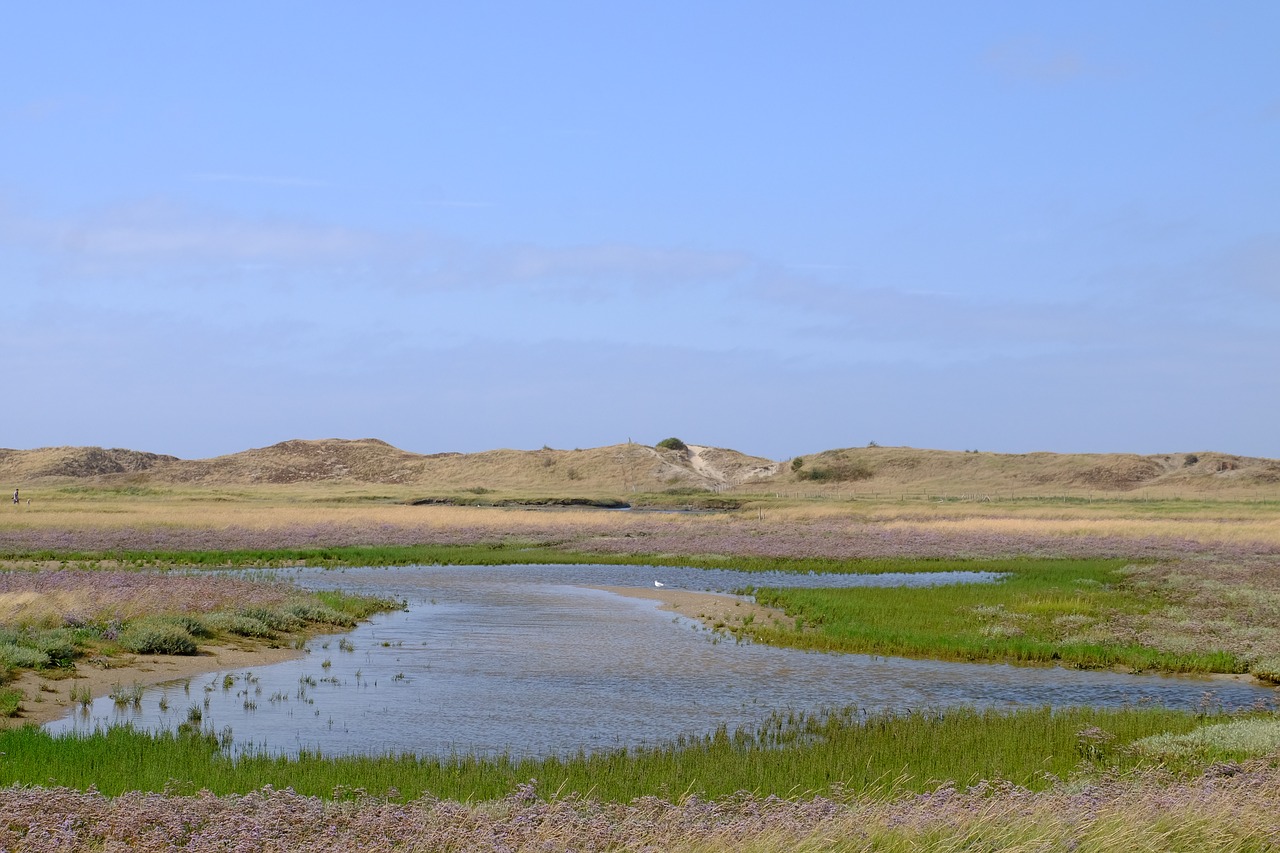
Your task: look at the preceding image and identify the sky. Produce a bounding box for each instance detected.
[3,2,1278,461]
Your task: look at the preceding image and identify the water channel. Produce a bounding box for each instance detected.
[48,565,1279,757]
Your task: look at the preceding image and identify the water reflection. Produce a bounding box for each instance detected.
[48,565,1278,758]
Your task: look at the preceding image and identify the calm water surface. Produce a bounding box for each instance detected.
[49,565,1279,757]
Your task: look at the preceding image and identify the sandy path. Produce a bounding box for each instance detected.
[6,643,306,728]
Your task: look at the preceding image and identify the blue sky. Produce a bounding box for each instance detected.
[3,2,1277,460]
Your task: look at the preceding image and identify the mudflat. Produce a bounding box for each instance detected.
[7,643,304,727]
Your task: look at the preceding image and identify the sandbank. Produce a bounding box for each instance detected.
[5,643,306,728]
[593,585,793,632]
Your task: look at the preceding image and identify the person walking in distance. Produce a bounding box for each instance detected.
[11,489,17,505]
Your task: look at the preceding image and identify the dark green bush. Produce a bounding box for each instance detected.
[657,437,688,451]
[33,631,78,666]
[796,461,874,483]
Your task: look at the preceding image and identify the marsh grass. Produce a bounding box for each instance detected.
[3,548,1269,677]
[748,558,1246,673]
[0,705,1222,803]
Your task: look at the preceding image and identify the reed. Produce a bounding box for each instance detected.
[0,705,1222,803]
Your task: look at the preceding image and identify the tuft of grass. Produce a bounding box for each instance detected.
[118,621,198,655]
[69,683,92,707]
[0,689,22,718]
[108,681,144,707]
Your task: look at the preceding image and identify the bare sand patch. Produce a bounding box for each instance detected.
[5,643,305,728]
[593,586,794,633]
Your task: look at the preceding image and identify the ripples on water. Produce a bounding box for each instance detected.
[48,565,1279,757]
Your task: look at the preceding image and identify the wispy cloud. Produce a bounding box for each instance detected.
[2,199,373,265]
[982,37,1116,83]
[6,98,65,123]
[188,172,332,188]
[0,197,752,295]
[418,199,493,209]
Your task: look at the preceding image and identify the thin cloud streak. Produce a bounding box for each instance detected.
[981,37,1116,83]
[188,173,332,188]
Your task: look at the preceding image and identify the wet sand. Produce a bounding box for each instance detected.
[6,643,305,728]
[593,585,794,632]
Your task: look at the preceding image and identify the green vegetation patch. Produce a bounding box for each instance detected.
[118,620,198,655]
[0,689,22,718]
[748,558,1245,673]
[0,705,1221,802]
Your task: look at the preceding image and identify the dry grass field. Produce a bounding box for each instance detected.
[4,481,1280,557]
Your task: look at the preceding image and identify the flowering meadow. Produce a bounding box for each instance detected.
[2,765,1280,852]
[0,570,298,628]
[2,513,1270,563]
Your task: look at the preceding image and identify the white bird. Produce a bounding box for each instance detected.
[654,580,665,588]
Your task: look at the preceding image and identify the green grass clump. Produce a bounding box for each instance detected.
[32,630,80,666]
[238,607,303,632]
[118,621,198,655]
[0,629,79,671]
[204,613,274,638]
[284,601,357,627]
[0,705,1217,802]
[0,689,22,718]
[0,643,51,670]
[303,589,388,620]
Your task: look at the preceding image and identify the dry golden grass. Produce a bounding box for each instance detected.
[6,482,1280,550]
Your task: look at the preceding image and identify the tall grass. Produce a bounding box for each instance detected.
[0,705,1216,802]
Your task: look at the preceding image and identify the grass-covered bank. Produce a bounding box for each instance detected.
[0,705,1255,803]
[747,558,1249,675]
[6,546,1277,678]
[0,567,399,692]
